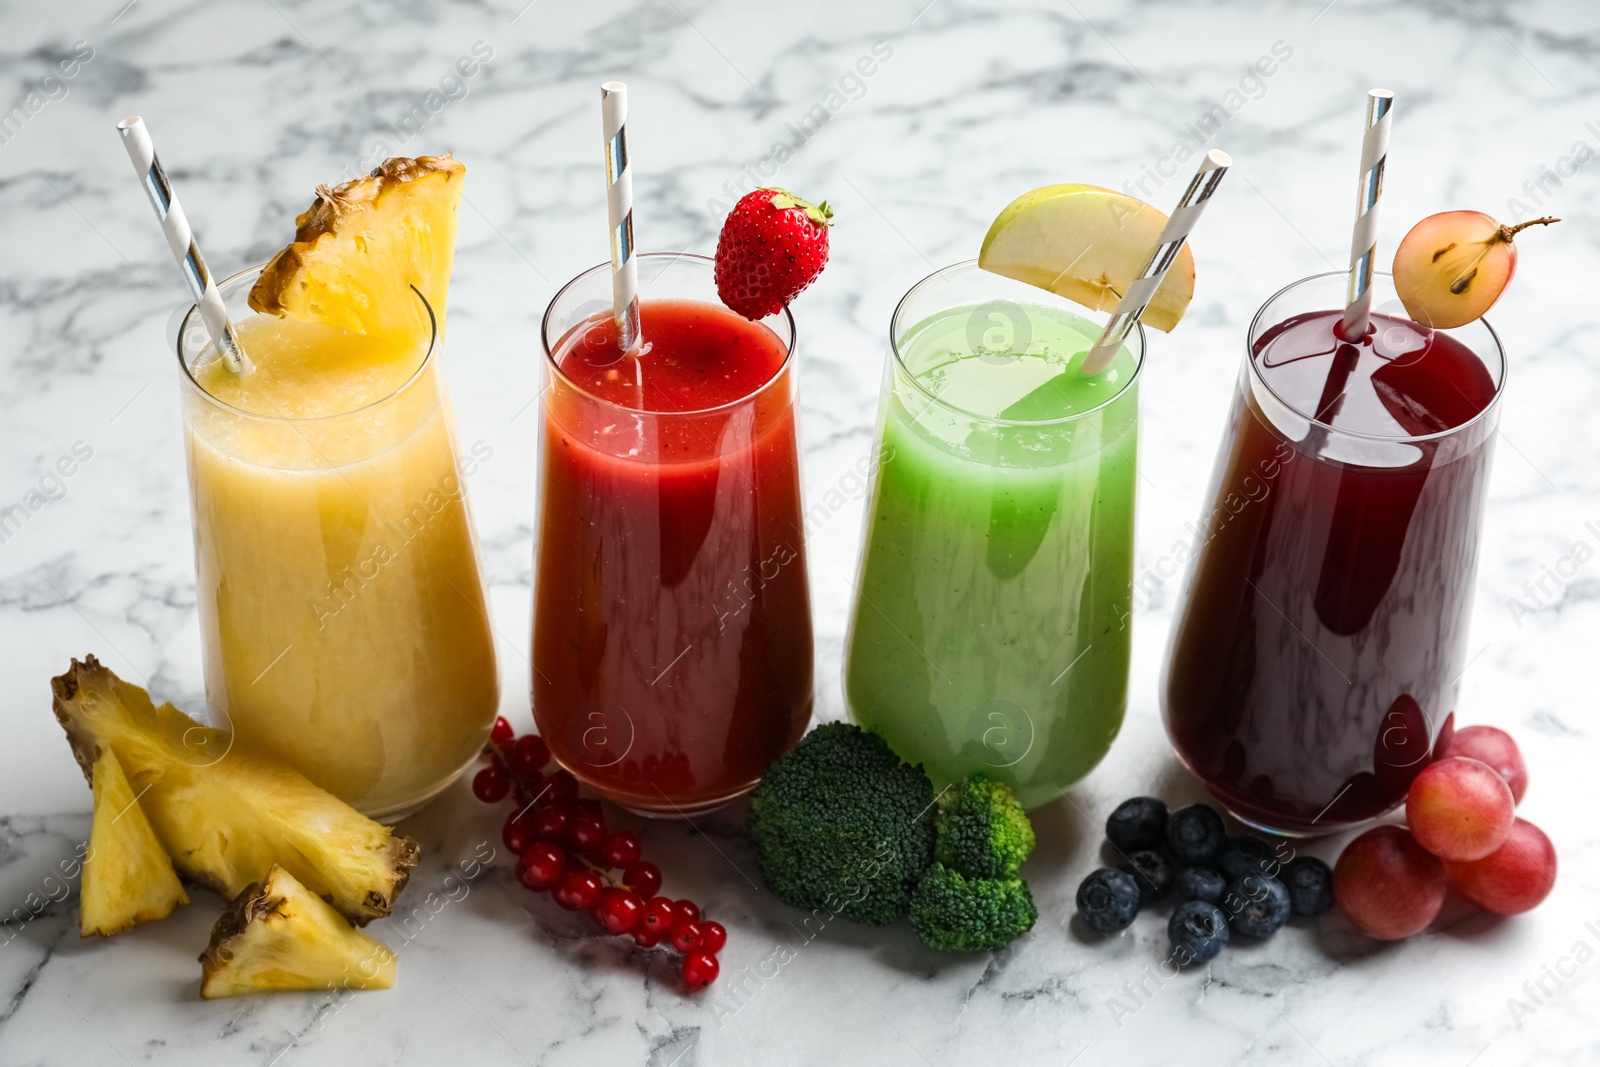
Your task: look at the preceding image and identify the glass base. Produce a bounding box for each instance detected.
[359,750,483,824]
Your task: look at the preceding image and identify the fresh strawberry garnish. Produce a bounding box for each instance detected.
[714,188,832,320]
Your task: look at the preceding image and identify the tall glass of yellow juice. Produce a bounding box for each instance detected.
[176,265,499,819]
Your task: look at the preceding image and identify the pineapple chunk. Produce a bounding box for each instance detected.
[200,865,397,999]
[81,749,188,936]
[52,657,418,925]
[248,154,464,341]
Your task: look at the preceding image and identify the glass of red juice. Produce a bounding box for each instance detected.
[1162,271,1505,835]
[532,253,813,816]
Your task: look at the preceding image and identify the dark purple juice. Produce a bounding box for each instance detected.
[1163,309,1500,834]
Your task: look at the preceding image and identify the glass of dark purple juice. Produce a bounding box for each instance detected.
[1162,271,1504,835]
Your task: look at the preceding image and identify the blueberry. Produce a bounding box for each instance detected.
[1166,804,1226,865]
[1076,868,1141,935]
[1106,797,1168,852]
[1175,866,1227,904]
[1168,901,1229,964]
[1217,836,1280,881]
[1224,874,1291,938]
[1282,856,1336,917]
[1119,850,1175,904]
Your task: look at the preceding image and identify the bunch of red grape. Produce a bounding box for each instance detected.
[473,719,724,989]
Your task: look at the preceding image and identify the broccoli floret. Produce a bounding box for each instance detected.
[748,723,935,925]
[910,864,1037,953]
[934,774,1035,880]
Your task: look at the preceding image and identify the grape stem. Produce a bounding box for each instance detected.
[1450,217,1561,295]
[1499,216,1560,241]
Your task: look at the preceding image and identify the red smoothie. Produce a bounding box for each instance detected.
[532,299,812,813]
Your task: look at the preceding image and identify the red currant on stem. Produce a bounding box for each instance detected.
[544,769,579,803]
[640,897,677,937]
[674,900,701,927]
[567,811,608,855]
[600,831,642,870]
[510,735,550,779]
[669,920,703,953]
[682,952,719,989]
[527,801,570,842]
[595,887,645,935]
[490,716,514,745]
[698,921,727,955]
[472,764,510,803]
[633,926,664,948]
[554,871,604,911]
[502,810,537,855]
[516,842,568,891]
[622,861,662,898]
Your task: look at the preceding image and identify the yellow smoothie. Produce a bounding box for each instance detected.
[183,312,498,818]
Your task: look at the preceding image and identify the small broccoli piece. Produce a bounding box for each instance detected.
[748,723,935,925]
[910,864,1037,953]
[934,774,1035,880]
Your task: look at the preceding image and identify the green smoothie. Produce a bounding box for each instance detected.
[844,298,1139,809]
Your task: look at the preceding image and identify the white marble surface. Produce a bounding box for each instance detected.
[3,0,1600,1063]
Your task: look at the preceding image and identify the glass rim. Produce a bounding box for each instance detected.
[888,259,1146,428]
[539,252,798,418]
[1245,269,1508,446]
[176,263,439,425]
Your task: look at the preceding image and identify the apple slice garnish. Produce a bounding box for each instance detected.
[1392,210,1558,330]
[978,184,1195,331]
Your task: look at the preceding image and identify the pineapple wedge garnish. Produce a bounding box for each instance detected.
[52,656,418,925]
[81,749,188,936]
[200,865,397,999]
[248,154,464,341]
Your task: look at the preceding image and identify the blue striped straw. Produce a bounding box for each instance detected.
[1081,149,1231,375]
[600,82,641,354]
[116,116,249,374]
[1341,89,1394,341]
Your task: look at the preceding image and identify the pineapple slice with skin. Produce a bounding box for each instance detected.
[248,154,464,341]
[52,657,418,925]
[81,749,188,936]
[200,865,397,999]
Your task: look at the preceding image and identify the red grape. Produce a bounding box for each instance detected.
[698,921,727,954]
[1441,725,1528,804]
[1334,825,1447,940]
[595,888,645,935]
[490,716,515,745]
[554,871,604,911]
[622,862,662,899]
[599,831,642,870]
[516,843,568,891]
[1445,817,1557,915]
[509,735,550,779]
[502,811,537,855]
[682,952,720,988]
[1407,757,1515,861]
[472,765,510,803]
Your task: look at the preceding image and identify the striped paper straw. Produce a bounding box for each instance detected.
[1340,89,1394,342]
[601,82,641,355]
[115,116,249,374]
[1081,149,1231,375]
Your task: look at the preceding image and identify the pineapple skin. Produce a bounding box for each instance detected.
[81,749,188,937]
[52,657,419,925]
[200,865,397,999]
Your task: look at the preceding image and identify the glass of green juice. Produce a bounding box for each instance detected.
[843,260,1144,809]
